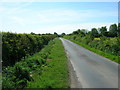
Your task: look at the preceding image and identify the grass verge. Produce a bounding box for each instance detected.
[27,38,69,88]
[3,38,69,88]
[64,38,119,64]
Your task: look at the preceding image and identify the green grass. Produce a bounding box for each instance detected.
[3,38,69,88]
[2,39,54,88]
[65,38,119,64]
[27,38,69,88]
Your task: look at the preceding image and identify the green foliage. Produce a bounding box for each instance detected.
[109,23,118,37]
[54,32,59,37]
[63,23,120,63]
[2,32,56,66]
[91,28,99,37]
[64,35,119,63]
[3,38,69,88]
[64,37,119,63]
[60,33,66,37]
[72,29,86,37]
[2,39,55,88]
[118,23,120,36]
[99,26,107,36]
[27,38,69,88]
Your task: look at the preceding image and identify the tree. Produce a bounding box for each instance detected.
[118,23,120,36]
[91,28,99,37]
[61,33,66,37]
[72,31,79,34]
[72,29,86,37]
[30,32,35,35]
[81,29,88,34]
[109,24,117,37]
[54,32,58,37]
[99,26,107,36]
[79,29,86,36]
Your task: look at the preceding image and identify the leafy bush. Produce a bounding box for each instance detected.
[2,32,56,66]
[2,39,55,89]
[64,35,119,57]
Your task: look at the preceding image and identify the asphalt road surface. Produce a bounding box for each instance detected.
[60,38,118,88]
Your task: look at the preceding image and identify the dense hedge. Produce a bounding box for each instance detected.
[2,32,56,66]
[2,39,55,88]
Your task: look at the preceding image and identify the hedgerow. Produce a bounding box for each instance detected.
[2,39,55,89]
[2,32,56,66]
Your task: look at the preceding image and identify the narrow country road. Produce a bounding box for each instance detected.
[60,38,118,88]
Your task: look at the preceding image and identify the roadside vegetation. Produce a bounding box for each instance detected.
[2,37,69,88]
[2,23,120,88]
[63,23,120,63]
[27,38,69,88]
[2,32,56,66]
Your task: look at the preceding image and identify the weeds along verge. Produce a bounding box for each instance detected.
[2,38,69,88]
[64,36,119,63]
[27,38,69,88]
[2,39,55,88]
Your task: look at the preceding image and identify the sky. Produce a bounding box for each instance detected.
[0,2,118,34]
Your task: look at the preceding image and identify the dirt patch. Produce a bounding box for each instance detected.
[47,58,52,61]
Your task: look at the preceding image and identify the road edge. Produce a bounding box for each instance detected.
[60,38,82,88]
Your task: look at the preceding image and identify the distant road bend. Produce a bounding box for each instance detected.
[60,38,118,88]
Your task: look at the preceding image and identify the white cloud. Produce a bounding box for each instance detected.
[23,9,117,24]
[0,3,117,25]
[11,16,25,25]
[0,7,6,12]
[0,2,117,34]
[0,3,32,15]
[35,9,85,24]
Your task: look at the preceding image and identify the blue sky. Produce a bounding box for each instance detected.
[0,2,118,34]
